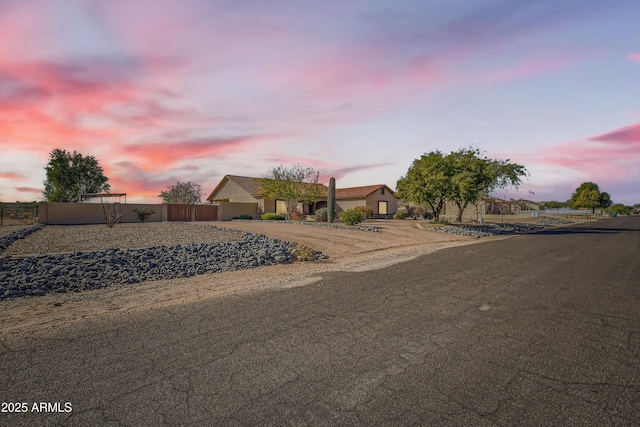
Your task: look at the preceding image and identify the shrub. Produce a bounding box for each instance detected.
[262,213,285,220]
[314,208,328,222]
[353,206,374,219]
[289,210,306,221]
[8,213,16,219]
[340,208,364,226]
[291,242,317,261]
[133,207,155,223]
[393,210,409,220]
[406,205,432,219]
[233,214,254,220]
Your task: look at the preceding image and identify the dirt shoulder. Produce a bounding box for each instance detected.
[0,220,481,337]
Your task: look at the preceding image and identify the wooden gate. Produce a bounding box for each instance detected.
[167,204,218,222]
[195,205,218,221]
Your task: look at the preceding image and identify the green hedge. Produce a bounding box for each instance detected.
[393,210,409,220]
[261,213,286,220]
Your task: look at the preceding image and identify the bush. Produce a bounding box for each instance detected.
[393,210,409,220]
[314,208,328,222]
[262,213,286,220]
[405,205,432,219]
[316,208,338,222]
[340,208,364,226]
[353,206,374,219]
[233,214,254,220]
[133,207,155,223]
[289,210,306,221]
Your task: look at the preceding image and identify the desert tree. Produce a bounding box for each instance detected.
[396,151,452,221]
[447,148,527,222]
[159,181,202,204]
[397,148,527,222]
[43,149,110,202]
[260,164,325,220]
[569,182,612,213]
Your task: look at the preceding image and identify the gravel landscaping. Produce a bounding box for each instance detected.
[232,219,380,233]
[422,216,578,238]
[0,222,327,300]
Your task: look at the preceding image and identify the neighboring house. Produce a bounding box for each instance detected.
[206,175,327,215]
[335,184,398,215]
[207,175,398,216]
[518,200,543,211]
[483,197,516,214]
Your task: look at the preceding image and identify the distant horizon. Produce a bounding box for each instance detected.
[1,1,639,205]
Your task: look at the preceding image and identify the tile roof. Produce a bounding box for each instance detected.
[207,175,328,201]
[335,184,394,199]
[226,175,265,196]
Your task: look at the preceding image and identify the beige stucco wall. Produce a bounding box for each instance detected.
[336,191,399,214]
[218,202,258,220]
[365,191,398,214]
[335,198,366,213]
[261,198,276,214]
[211,180,259,203]
[39,202,167,225]
[441,200,484,221]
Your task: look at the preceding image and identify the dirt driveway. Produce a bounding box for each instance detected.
[0,220,479,336]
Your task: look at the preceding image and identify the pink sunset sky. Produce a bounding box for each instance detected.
[1,0,639,204]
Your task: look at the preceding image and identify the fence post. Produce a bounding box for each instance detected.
[0,207,3,226]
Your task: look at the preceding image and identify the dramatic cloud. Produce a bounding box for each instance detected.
[1,1,639,203]
[121,135,281,170]
[15,187,42,194]
[0,172,23,180]
[590,123,640,143]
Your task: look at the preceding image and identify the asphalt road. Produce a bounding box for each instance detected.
[1,217,639,426]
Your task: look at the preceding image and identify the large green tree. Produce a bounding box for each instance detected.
[260,164,325,220]
[569,182,612,213]
[446,148,527,222]
[43,148,110,202]
[397,149,527,222]
[159,181,202,204]
[396,151,452,221]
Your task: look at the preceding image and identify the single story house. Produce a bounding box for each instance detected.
[206,175,398,216]
[335,184,398,215]
[206,175,327,215]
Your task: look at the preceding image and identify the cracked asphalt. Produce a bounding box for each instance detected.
[1,217,639,426]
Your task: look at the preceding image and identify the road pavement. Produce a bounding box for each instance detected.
[1,217,639,426]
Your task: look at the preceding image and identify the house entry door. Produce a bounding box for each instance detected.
[378,201,388,215]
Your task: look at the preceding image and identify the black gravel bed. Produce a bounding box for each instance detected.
[0,223,45,254]
[0,224,327,300]
[423,217,577,238]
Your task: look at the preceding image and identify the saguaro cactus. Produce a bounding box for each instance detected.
[328,177,336,223]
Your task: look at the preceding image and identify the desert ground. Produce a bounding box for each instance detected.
[1,219,493,337]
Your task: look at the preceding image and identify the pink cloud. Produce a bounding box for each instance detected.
[590,123,640,143]
[117,135,280,171]
[0,172,23,180]
[525,123,640,192]
[15,187,42,194]
[627,53,640,63]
